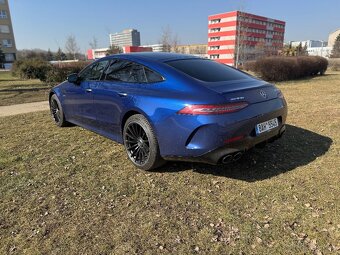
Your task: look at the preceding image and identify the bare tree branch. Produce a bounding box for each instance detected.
[65,35,80,60]
[159,25,180,52]
[89,36,98,49]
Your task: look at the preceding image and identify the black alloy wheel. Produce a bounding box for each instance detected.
[49,94,69,127]
[123,114,165,170]
[125,122,150,165]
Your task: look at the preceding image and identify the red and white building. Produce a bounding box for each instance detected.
[208,11,285,66]
[87,46,153,60]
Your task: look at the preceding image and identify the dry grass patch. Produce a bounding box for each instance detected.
[0,72,50,106]
[0,72,339,254]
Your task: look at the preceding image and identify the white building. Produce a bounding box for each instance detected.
[141,44,165,52]
[290,40,327,48]
[109,29,140,48]
[307,46,332,58]
[87,48,109,60]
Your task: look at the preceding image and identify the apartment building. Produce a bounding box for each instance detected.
[208,11,285,66]
[109,29,141,48]
[0,0,16,65]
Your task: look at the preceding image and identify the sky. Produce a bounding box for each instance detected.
[9,0,340,53]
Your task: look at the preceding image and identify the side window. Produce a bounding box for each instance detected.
[79,60,109,81]
[104,59,146,83]
[144,68,164,83]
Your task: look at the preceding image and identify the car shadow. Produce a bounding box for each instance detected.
[154,124,332,182]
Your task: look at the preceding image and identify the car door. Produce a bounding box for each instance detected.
[63,60,109,128]
[92,59,147,141]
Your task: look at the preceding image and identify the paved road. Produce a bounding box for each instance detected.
[0,101,49,117]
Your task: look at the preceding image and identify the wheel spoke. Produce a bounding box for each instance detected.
[56,111,61,121]
[126,143,138,150]
[125,132,136,140]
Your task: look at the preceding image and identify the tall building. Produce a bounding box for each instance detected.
[208,11,285,66]
[0,0,16,65]
[109,29,140,48]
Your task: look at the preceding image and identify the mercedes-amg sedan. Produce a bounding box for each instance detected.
[49,53,287,170]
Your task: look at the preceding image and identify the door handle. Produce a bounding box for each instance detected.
[85,88,92,93]
[117,92,128,97]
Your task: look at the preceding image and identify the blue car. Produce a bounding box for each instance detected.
[49,53,287,170]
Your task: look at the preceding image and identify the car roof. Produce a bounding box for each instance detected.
[107,52,201,63]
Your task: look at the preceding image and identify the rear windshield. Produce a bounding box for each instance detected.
[166,59,250,82]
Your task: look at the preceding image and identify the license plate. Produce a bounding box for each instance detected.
[255,118,279,135]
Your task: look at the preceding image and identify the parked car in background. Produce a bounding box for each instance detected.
[49,53,287,170]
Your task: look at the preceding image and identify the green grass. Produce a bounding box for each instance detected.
[0,72,339,254]
[0,72,50,106]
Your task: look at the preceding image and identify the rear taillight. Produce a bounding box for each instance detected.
[178,102,248,115]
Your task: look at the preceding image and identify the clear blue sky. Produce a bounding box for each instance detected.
[10,0,340,53]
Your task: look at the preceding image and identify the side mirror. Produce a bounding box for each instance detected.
[67,73,79,84]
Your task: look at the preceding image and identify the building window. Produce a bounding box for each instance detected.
[210,46,220,50]
[210,37,220,41]
[210,19,221,24]
[5,53,15,62]
[210,54,219,59]
[0,10,7,18]
[210,28,221,33]
[2,39,12,47]
[0,25,9,33]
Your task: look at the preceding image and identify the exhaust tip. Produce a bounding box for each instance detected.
[233,152,243,161]
[221,155,233,164]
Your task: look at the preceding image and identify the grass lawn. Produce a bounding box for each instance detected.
[0,72,50,106]
[0,72,339,254]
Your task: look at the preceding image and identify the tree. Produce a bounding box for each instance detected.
[106,45,123,56]
[159,25,180,52]
[55,47,67,61]
[235,12,251,67]
[302,42,308,56]
[46,48,54,61]
[281,43,300,56]
[295,42,308,56]
[17,49,49,60]
[89,36,98,49]
[65,35,80,60]
[330,34,340,58]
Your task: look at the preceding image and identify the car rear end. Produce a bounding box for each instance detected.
[160,58,287,164]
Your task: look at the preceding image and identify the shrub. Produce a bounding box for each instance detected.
[243,61,256,72]
[12,59,52,81]
[328,58,340,71]
[245,56,328,81]
[45,61,90,83]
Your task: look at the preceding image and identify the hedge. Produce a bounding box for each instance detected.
[12,59,90,83]
[243,56,328,81]
[12,59,52,81]
[45,62,90,83]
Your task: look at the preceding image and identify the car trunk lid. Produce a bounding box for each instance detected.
[203,79,278,104]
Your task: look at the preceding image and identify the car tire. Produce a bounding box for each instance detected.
[49,94,70,127]
[123,114,166,170]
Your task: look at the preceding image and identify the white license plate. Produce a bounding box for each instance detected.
[255,118,279,135]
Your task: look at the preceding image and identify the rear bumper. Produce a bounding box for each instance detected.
[159,98,287,163]
[164,124,286,165]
